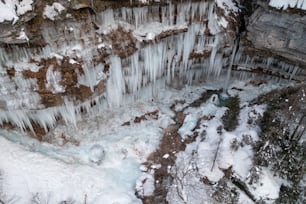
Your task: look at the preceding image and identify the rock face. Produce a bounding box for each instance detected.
[247,8,306,65]
[0,0,304,134]
[243,2,306,81]
[0,0,240,133]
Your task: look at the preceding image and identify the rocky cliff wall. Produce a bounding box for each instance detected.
[0,0,304,135]
[237,0,306,81]
[0,0,240,134]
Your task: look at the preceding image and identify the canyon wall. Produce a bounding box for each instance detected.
[0,0,305,134]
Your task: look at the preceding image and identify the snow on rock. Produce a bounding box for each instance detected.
[0,0,33,24]
[217,17,228,29]
[136,172,155,197]
[78,63,106,92]
[6,61,42,72]
[43,2,66,21]
[133,22,187,41]
[46,65,65,94]
[178,113,199,139]
[16,28,29,43]
[214,0,239,29]
[248,167,285,202]
[269,0,306,10]
[215,0,239,16]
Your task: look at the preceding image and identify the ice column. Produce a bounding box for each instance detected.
[106,56,125,108]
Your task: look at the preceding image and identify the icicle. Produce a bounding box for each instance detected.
[199,2,209,21]
[208,35,220,75]
[182,24,196,72]
[207,2,221,35]
[224,38,239,90]
[133,7,143,28]
[106,56,125,108]
[78,63,95,92]
[290,66,300,80]
[59,98,77,127]
[212,54,223,77]
[168,2,174,25]
[6,110,34,132]
[31,108,58,132]
[127,51,142,93]
[99,9,115,29]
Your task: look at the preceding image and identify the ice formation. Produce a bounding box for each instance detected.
[46,65,65,93]
[233,51,302,80]
[269,0,306,10]
[43,2,66,21]
[0,0,33,24]
[0,0,301,133]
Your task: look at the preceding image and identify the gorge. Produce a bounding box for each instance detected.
[0,0,305,203]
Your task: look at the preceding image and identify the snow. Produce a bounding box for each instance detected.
[217,17,229,28]
[166,80,289,203]
[269,0,306,10]
[0,99,172,203]
[16,29,29,43]
[163,153,170,159]
[216,0,239,16]
[43,2,66,21]
[248,168,285,202]
[5,61,42,72]
[133,22,187,42]
[0,136,141,204]
[0,1,297,202]
[88,144,105,165]
[178,113,199,139]
[0,79,291,203]
[136,172,155,197]
[0,0,33,24]
[69,59,78,64]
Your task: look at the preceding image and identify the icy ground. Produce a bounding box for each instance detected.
[0,79,290,204]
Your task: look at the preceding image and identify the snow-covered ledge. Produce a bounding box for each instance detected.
[269,0,306,10]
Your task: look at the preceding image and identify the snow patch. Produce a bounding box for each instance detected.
[215,0,239,16]
[269,0,306,10]
[0,0,33,24]
[16,28,29,43]
[43,2,66,21]
[249,167,285,202]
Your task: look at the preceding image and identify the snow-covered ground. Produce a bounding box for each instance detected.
[0,79,291,203]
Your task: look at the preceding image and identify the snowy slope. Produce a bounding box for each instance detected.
[166,80,290,204]
[0,102,171,203]
[0,79,291,204]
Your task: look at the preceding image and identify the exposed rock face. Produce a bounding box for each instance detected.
[0,0,304,133]
[236,0,306,81]
[247,8,306,65]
